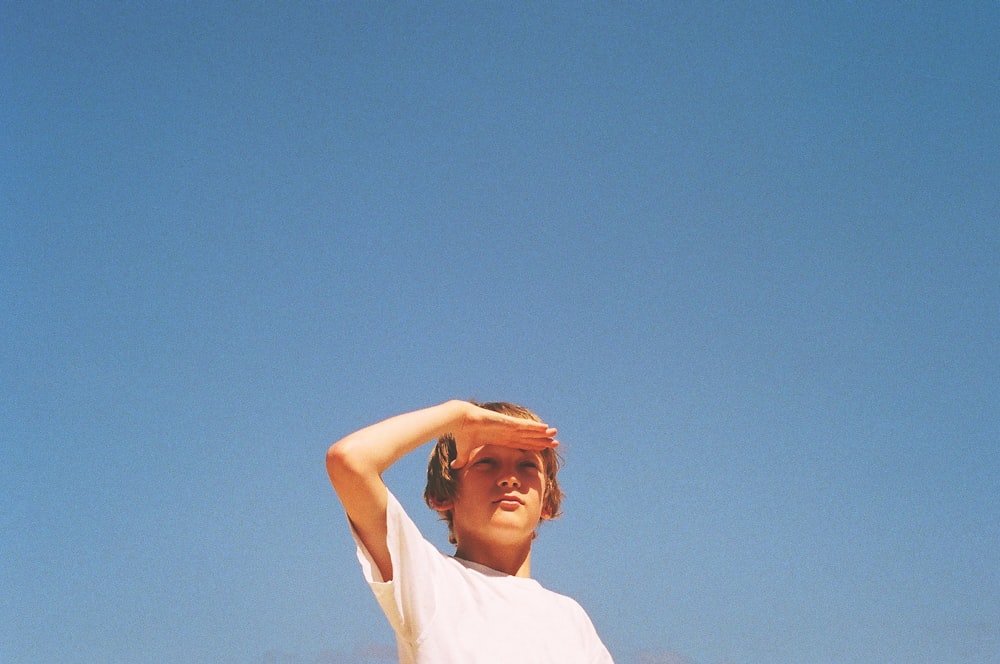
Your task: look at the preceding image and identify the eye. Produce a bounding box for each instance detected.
[519,461,540,470]
[474,457,496,467]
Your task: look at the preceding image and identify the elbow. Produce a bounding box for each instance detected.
[325,440,349,484]
[325,437,367,487]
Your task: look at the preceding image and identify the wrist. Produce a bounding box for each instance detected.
[439,399,472,433]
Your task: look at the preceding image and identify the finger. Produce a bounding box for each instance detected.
[519,438,559,450]
[500,423,556,438]
[491,412,554,431]
[517,427,558,443]
[499,434,559,451]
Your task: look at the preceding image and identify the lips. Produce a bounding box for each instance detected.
[494,494,524,505]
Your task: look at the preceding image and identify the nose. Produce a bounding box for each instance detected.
[498,474,520,488]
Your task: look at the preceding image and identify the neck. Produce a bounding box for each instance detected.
[455,538,533,577]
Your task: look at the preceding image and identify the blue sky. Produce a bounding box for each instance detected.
[3,2,998,663]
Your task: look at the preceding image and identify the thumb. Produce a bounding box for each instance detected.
[450,447,468,470]
[450,444,481,470]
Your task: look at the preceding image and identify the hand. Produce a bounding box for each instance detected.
[449,402,558,470]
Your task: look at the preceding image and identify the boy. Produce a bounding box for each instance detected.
[326,399,614,663]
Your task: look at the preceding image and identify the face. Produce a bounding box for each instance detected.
[444,444,549,548]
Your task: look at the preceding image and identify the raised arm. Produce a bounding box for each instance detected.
[326,400,557,581]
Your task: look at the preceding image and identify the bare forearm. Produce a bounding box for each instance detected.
[325,400,468,581]
[326,400,467,487]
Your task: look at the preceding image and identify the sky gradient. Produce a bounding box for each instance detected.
[3,2,999,663]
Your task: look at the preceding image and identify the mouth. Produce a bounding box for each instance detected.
[494,494,524,507]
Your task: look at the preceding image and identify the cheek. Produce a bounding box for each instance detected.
[525,471,547,494]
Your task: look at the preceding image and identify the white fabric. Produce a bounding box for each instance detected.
[351,490,615,663]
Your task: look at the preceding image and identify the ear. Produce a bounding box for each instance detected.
[427,496,454,513]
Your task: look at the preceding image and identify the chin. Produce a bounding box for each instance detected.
[487,519,538,539]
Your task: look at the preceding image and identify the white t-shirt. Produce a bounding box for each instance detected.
[351,490,615,663]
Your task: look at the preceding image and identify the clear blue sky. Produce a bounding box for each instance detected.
[3,3,998,663]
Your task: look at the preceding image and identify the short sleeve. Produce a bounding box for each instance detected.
[350,490,443,644]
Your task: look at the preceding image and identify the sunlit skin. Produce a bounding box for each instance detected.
[327,400,558,581]
[434,444,551,577]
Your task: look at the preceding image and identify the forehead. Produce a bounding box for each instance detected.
[472,444,544,464]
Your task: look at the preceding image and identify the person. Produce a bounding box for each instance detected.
[326,399,615,663]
